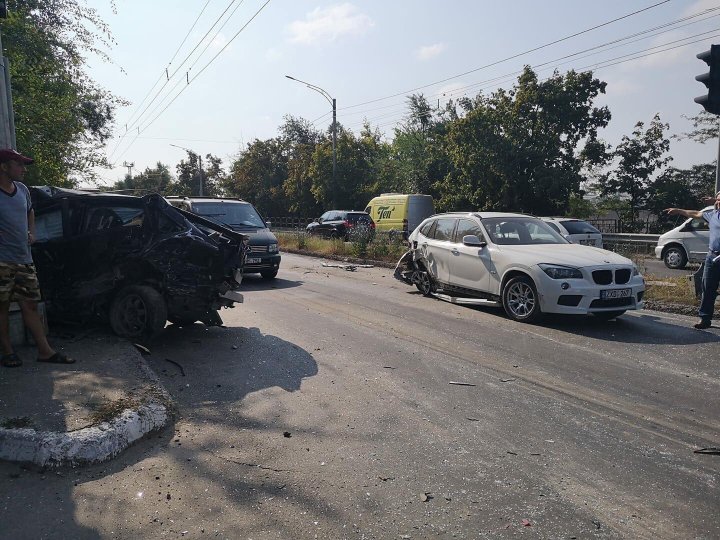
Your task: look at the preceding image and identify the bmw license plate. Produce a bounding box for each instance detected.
[601,288,631,299]
[246,257,261,264]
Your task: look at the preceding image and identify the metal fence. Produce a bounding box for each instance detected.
[266,216,314,230]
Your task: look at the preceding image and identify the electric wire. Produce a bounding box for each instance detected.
[113,0,272,164]
[342,0,672,111]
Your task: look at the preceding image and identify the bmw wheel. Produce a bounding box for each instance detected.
[414,270,436,297]
[502,276,542,323]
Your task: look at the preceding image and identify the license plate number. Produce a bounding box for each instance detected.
[601,288,631,299]
[246,257,261,264]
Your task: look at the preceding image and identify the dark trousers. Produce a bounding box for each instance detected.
[699,254,720,321]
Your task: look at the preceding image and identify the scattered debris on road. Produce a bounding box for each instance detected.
[283,431,292,438]
[500,378,516,383]
[133,343,151,355]
[449,381,476,386]
[321,262,374,271]
[694,447,720,455]
[522,519,532,527]
[164,358,186,377]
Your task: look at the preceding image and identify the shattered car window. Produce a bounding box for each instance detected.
[35,208,63,241]
[82,206,144,232]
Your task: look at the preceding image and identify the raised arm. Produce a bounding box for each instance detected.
[663,208,704,219]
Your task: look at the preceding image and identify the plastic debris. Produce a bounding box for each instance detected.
[449,381,476,386]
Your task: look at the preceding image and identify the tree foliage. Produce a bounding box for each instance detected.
[112,162,172,194]
[598,114,671,220]
[2,0,125,185]
[437,67,611,214]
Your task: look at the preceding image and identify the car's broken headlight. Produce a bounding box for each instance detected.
[539,264,582,279]
[268,243,278,253]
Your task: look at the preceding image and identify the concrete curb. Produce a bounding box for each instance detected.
[0,343,174,468]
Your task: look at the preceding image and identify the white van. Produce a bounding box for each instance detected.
[364,194,434,238]
[654,207,712,269]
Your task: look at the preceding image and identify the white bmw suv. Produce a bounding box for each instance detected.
[395,212,645,323]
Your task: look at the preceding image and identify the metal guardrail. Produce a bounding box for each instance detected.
[602,233,659,245]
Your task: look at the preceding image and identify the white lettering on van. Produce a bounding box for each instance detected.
[378,206,394,220]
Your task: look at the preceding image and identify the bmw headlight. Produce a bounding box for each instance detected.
[268,243,279,253]
[539,264,582,279]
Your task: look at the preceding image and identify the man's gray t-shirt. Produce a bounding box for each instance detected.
[0,181,33,264]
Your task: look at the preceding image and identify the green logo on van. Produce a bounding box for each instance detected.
[378,206,395,220]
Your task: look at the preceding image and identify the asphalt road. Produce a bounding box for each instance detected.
[640,257,701,279]
[1,252,719,539]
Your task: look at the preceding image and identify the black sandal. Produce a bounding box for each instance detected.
[1,353,22,367]
[37,352,75,364]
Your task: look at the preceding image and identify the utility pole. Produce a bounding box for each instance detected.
[198,153,204,197]
[0,7,16,150]
[122,161,134,178]
[286,75,337,203]
[169,143,204,196]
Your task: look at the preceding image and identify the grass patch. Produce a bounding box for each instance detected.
[87,397,141,425]
[643,274,699,306]
[276,231,407,263]
[1,416,33,429]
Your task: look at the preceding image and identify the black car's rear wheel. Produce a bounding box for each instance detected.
[109,285,168,339]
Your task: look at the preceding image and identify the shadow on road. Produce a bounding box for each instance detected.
[239,275,303,291]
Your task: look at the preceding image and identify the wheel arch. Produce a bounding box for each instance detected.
[660,242,686,258]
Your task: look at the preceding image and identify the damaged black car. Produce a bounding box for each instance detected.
[29,187,249,339]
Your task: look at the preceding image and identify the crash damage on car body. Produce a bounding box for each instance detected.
[30,187,249,338]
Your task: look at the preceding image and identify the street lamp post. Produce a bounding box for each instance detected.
[286,75,336,191]
[170,143,203,196]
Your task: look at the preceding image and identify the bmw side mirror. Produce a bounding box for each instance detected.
[463,235,486,248]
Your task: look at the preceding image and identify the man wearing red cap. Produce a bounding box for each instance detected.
[0,149,74,366]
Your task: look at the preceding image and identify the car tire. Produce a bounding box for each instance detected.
[109,285,168,339]
[261,269,278,279]
[663,246,688,269]
[329,231,340,240]
[502,276,542,323]
[592,310,626,321]
[414,270,436,297]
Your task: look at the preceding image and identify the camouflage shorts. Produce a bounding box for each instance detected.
[0,262,41,303]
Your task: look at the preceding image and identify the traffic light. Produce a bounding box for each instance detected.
[695,45,720,115]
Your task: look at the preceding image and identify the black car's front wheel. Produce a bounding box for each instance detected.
[502,276,542,323]
[109,285,168,339]
[261,268,278,279]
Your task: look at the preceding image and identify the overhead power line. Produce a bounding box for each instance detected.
[342,0,672,111]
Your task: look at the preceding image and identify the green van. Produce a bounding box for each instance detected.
[364,194,434,238]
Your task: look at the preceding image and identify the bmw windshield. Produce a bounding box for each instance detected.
[482,217,569,245]
[192,202,265,229]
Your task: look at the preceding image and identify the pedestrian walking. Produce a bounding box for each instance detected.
[0,149,74,366]
[664,191,720,329]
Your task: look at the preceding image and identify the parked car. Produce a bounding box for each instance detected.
[364,193,434,239]
[394,212,645,323]
[305,210,375,241]
[30,187,249,338]
[654,207,713,269]
[167,196,281,279]
[540,217,603,248]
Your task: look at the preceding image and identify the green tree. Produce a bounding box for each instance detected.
[438,67,611,214]
[173,151,223,197]
[677,111,718,144]
[223,138,288,215]
[598,114,671,221]
[1,0,125,185]
[112,162,173,195]
[646,163,715,227]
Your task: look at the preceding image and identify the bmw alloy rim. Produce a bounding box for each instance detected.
[507,282,535,317]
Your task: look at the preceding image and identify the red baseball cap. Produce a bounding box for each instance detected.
[0,149,34,164]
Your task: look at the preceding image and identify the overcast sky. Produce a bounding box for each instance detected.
[88,0,720,186]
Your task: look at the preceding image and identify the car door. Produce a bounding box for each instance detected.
[684,216,710,259]
[449,218,490,292]
[420,217,456,284]
[314,211,332,237]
